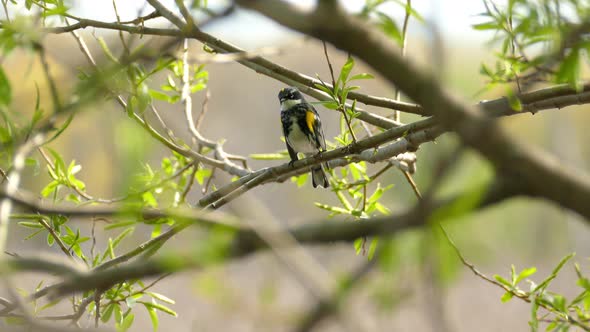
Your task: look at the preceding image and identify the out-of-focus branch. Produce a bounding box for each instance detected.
[1,189,238,231]
[1,178,520,300]
[237,0,590,220]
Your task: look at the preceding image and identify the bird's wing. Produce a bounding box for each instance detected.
[281,110,299,161]
[305,104,327,151]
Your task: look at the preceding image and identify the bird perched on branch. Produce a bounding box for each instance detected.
[278,87,329,188]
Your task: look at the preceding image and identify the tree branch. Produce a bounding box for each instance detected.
[237,0,590,220]
[1,178,520,300]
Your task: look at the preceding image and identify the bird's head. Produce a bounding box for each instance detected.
[278,87,305,110]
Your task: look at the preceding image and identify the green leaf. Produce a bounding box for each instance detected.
[501,291,514,302]
[149,89,171,102]
[338,56,355,85]
[249,153,288,160]
[552,294,567,313]
[367,238,378,260]
[26,157,40,175]
[195,167,212,185]
[116,313,134,332]
[507,89,522,112]
[136,83,151,114]
[18,221,43,229]
[291,173,308,188]
[144,303,159,332]
[138,301,178,317]
[533,253,575,292]
[46,232,54,246]
[146,292,175,304]
[349,73,374,81]
[494,275,512,287]
[39,299,60,312]
[0,66,11,106]
[556,47,582,91]
[376,12,402,45]
[111,227,135,250]
[472,21,500,30]
[515,267,537,285]
[551,253,574,276]
[314,202,350,215]
[577,277,590,291]
[101,303,116,323]
[314,82,334,96]
[44,114,74,145]
[47,148,66,175]
[529,299,539,332]
[142,191,158,208]
[104,220,137,230]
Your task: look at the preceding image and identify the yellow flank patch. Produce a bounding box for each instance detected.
[306,111,315,134]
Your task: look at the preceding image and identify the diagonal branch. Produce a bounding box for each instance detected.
[237,0,590,220]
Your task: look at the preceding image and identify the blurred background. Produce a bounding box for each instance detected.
[2,0,590,331]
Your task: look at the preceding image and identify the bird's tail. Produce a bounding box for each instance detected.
[311,164,329,188]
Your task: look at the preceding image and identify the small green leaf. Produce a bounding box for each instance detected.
[349,73,374,81]
[46,232,54,246]
[552,294,567,313]
[494,275,512,287]
[314,83,334,96]
[556,47,582,91]
[0,66,11,106]
[116,313,134,332]
[515,267,537,285]
[472,21,500,30]
[39,299,60,312]
[111,227,134,250]
[139,301,178,317]
[314,202,350,215]
[144,303,159,332]
[338,56,355,85]
[149,89,171,102]
[291,173,308,188]
[551,253,574,276]
[146,292,176,304]
[501,291,514,302]
[142,191,158,208]
[101,303,116,323]
[18,221,43,229]
[376,12,402,45]
[249,153,288,160]
[367,238,378,260]
[507,89,522,112]
[195,167,212,185]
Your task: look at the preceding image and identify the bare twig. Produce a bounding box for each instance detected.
[393,0,412,122]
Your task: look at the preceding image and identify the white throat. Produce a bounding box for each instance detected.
[280,99,302,111]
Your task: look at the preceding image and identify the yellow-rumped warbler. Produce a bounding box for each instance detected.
[278,87,329,188]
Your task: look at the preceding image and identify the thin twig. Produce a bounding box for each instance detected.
[440,225,590,332]
[112,0,130,56]
[393,0,412,122]
[323,41,357,143]
[180,164,198,203]
[402,170,422,199]
[38,217,74,261]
